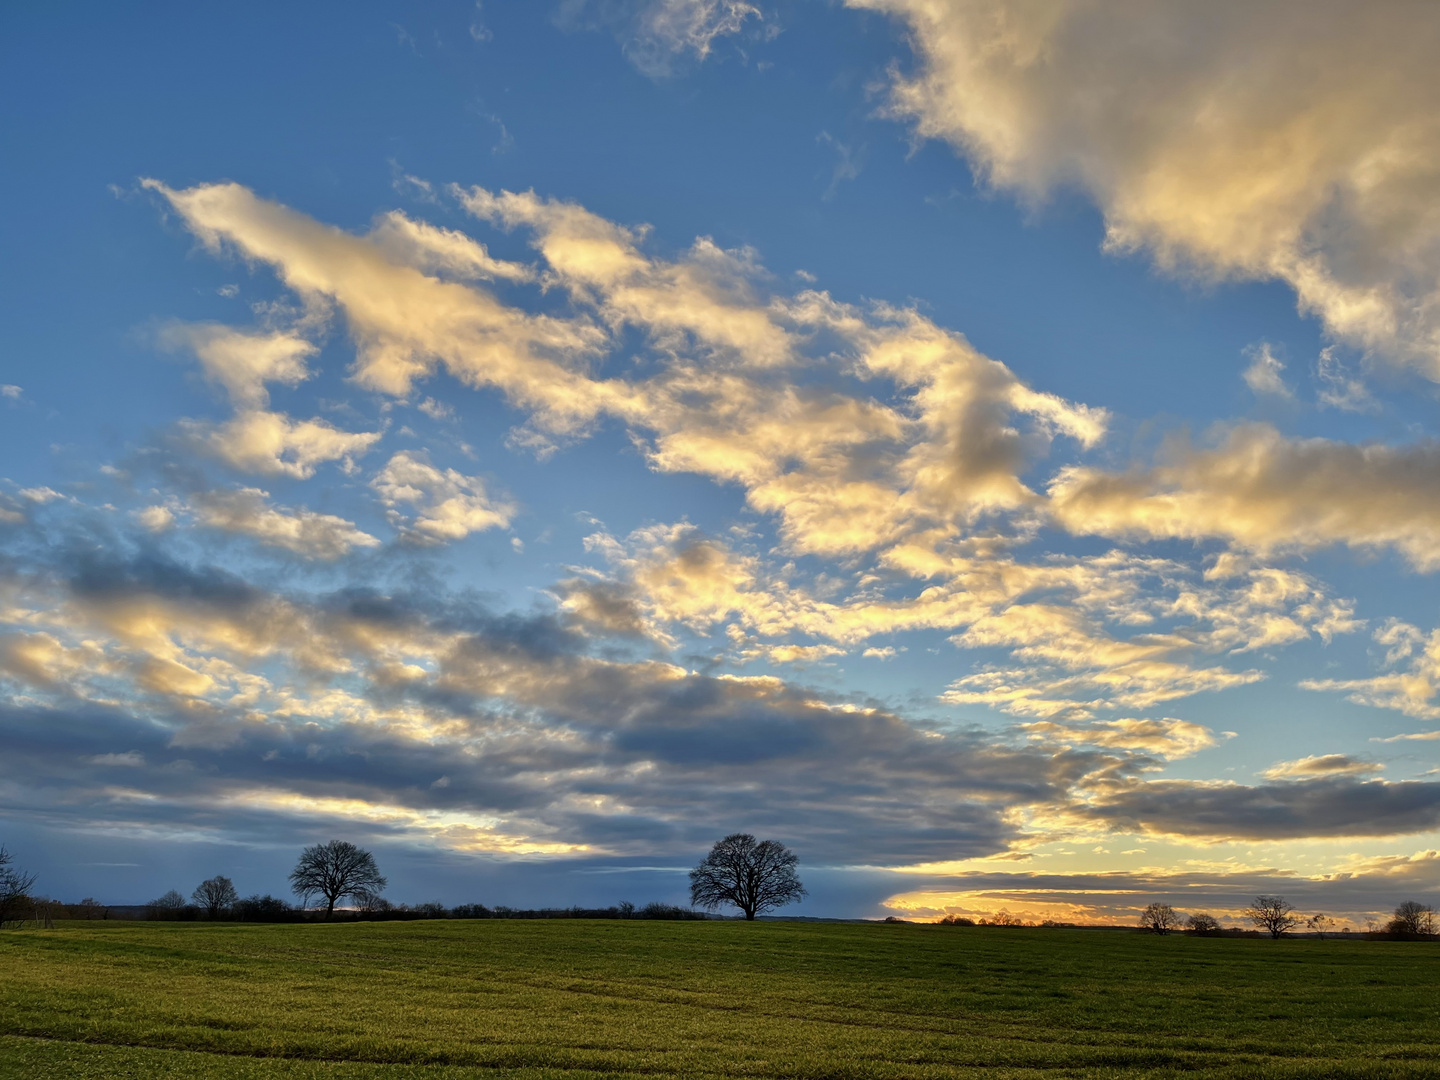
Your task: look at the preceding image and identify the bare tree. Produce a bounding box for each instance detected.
[289,840,386,919]
[192,875,239,920]
[0,847,38,929]
[1246,895,1300,938]
[1138,903,1181,935]
[1306,913,1334,939]
[1387,900,1437,937]
[146,889,189,920]
[1186,913,1221,935]
[689,833,806,920]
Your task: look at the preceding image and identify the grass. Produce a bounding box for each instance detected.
[2,920,1439,1078]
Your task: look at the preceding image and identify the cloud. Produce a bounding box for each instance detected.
[943,603,1264,718]
[159,320,382,478]
[132,505,175,532]
[86,751,144,767]
[851,0,1440,376]
[1303,619,1440,719]
[456,185,794,369]
[161,323,315,410]
[1049,424,1440,570]
[562,0,763,77]
[370,451,514,543]
[1019,717,1218,760]
[577,527,1355,715]
[1316,346,1377,412]
[368,210,534,283]
[143,179,616,428]
[19,487,68,505]
[1242,343,1291,398]
[1,385,21,400]
[182,409,381,478]
[1081,775,1440,841]
[1261,754,1382,780]
[191,487,381,559]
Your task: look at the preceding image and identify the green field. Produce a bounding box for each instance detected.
[2,920,1439,1079]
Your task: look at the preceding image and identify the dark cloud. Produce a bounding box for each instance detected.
[1087,777,1440,840]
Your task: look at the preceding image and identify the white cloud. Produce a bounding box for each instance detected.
[144,178,617,434]
[0,385,21,400]
[19,487,67,504]
[371,451,514,543]
[191,487,380,559]
[1304,620,1440,720]
[1050,424,1440,571]
[159,320,382,478]
[1242,343,1291,398]
[162,323,315,410]
[852,0,1440,378]
[1019,717,1218,760]
[368,210,534,283]
[576,0,763,77]
[1261,754,1382,780]
[456,185,794,369]
[1316,347,1377,412]
[185,410,381,479]
[132,505,175,532]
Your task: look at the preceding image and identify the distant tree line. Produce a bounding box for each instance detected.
[1127,896,1439,939]
[138,834,807,923]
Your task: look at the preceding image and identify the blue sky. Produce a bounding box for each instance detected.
[5,0,1440,924]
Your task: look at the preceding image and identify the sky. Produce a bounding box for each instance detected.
[4,0,1440,925]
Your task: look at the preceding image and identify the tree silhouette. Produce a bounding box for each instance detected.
[1186,913,1221,935]
[0,846,38,928]
[1245,895,1299,938]
[689,833,806,920]
[192,875,239,919]
[1138,902,1181,934]
[1387,900,1436,937]
[289,841,386,919]
[146,889,188,920]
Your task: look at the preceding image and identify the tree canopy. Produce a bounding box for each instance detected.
[1138,903,1181,935]
[193,875,239,919]
[689,833,806,920]
[289,840,386,918]
[1245,895,1299,938]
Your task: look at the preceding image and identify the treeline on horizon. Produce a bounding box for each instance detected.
[138,896,710,923]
